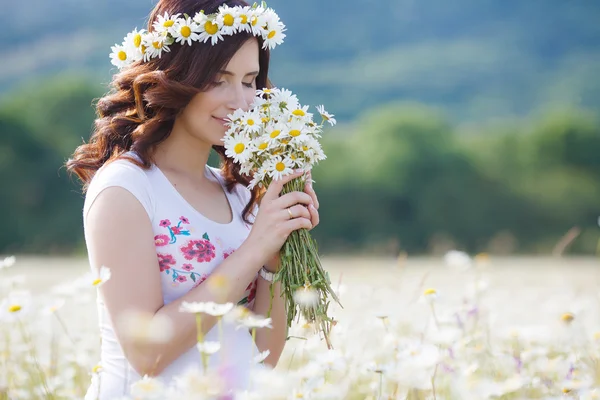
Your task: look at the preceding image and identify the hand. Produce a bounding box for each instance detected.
[245,170,315,267]
[263,170,321,272]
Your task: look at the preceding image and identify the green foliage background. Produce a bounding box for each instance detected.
[1,0,599,255]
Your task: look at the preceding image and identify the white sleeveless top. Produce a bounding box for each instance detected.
[82,153,259,399]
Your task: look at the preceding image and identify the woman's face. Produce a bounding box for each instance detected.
[177,38,259,146]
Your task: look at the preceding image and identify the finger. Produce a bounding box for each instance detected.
[308,203,319,228]
[262,169,305,203]
[282,217,313,234]
[275,191,313,209]
[304,180,319,210]
[285,204,311,221]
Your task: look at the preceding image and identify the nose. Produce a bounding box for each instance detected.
[227,83,250,111]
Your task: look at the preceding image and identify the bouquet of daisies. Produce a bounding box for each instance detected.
[222,87,341,348]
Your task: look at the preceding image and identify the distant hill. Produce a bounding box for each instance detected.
[3,0,600,122]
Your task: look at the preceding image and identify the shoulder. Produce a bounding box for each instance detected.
[84,152,155,222]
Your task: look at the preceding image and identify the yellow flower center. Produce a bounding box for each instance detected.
[152,41,163,49]
[251,16,258,26]
[133,34,142,48]
[282,139,290,145]
[275,162,285,172]
[258,143,268,150]
[302,145,309,151]
[205,21,219,35]
[223,14,235,26]
[270,130,280,138]
[291,154,297,160]
[292,109,305,116]
[561,312,575,323]
[234,143,245,154]
[289,129,301,137]
[164,20,175,28]
[261,117,270,123]
[92,278,103,286]
[423,288,437,296]
[268,30,277,39]
[92,365,102,373]
[181,25,192,37]
[241,15,248,24]
[247,119,255,126]
[118,51,127,61]
[141,45,147,54]
[8,304,21,313]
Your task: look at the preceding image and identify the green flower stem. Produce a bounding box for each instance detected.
[268,176,343,349]
[195,313,208,373]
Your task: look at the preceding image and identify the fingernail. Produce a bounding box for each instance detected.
[295,169,304,173]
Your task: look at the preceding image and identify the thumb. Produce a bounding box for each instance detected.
[261,169,304,202]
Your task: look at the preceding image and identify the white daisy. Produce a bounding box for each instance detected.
[152,12,180,36]
[266,155,294,181]
[290,105,312,122]
[0,290,32,323]
[272,88,299,111]
[242,111,262,134]
[253,135,272,155]
[224,134,252,164]
[173,16,200,46]
[262,21,286,50]
[122,28,146,62]
[198,18,224,45]
[266,123,288,144]
[287,120,309,142]
[236,6,253,33]
[110,44,131,68]
[143,31,171,61]
[193,10,209,26]
[293,284,319,308]
[316,105,337,126]
[91,265,111,287]
[197,341,221,355]
[216,5,239,35]
[248,6,267,37]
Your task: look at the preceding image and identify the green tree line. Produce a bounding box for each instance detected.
[1,76,598,255]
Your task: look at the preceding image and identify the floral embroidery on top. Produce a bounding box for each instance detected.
[238,277,258,306]
[157,253,176,272]
[155,216,191,246]
[180,232,216,263]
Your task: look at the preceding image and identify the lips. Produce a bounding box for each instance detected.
[213,116,229,126]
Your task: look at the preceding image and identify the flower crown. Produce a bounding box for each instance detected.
[110,2,285,69]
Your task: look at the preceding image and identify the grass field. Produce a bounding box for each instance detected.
[2,254,600,399]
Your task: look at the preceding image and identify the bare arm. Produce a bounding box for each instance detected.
[86,187,264,377]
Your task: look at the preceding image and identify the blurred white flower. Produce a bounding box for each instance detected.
[0,256,16,269]
[172,368,225,397]
[90,265,111,287]
[179,301,234,316]
[130,375,165,399]
[0,290,32,322]
[196,341,221,355]
[236,315,272,330]
[293,285,319,308]
[444,250,472,271]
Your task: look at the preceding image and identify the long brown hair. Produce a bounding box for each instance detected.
[67,0,270,224]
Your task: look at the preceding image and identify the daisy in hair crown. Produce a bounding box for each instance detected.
[110,2,286,69]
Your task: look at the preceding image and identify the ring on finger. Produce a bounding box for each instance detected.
[287,207,294,219]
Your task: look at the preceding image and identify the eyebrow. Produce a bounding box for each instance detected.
[218,70,260,77]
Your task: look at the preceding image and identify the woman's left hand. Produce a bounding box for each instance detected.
[263,170,320,272]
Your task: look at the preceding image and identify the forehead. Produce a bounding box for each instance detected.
[223,38,260,73]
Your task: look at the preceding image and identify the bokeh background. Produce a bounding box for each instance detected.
[1,0,600,258]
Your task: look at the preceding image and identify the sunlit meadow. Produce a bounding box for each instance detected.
[2,253,600,399]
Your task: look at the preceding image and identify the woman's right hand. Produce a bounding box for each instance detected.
[245,169,314,265]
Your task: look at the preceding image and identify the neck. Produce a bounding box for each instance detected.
[152,118,213,178]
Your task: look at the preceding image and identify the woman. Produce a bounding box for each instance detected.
[67,0,320,397]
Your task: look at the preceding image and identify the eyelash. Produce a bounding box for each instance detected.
[213,81,255,88]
